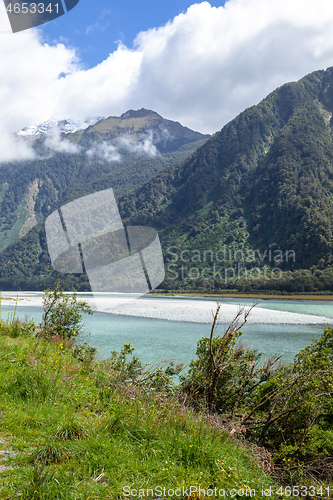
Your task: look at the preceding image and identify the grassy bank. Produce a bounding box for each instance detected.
[0,321,282,499]
[151,291,333,301]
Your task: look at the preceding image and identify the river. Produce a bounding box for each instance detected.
[2,292,333,367]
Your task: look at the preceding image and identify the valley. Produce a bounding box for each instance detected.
[2,69,333,294]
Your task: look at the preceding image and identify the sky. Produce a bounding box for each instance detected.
[41,0,226,69]
[2,0,333,162]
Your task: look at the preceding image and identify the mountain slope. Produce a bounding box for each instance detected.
[0,109,209,252]
[120,68,333,272]
[2,69,333,291]
[114,68,333,292]
[75,109,207,153]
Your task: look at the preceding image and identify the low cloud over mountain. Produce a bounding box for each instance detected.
[5,109,202,164]
[2,0,333,161]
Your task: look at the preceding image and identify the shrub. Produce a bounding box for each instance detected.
[182,304,333,482]
[40,282,93,340]
[181,304,280,415]
[98,343,183,394]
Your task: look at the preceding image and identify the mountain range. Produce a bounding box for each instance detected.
[2,69,333,293]
[117,67,333,293]
[0,109,208,251]
[17,117,102,136]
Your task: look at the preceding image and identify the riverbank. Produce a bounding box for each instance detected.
[0,322,281,499]
[3,291,333,307]
[151,291,333,300]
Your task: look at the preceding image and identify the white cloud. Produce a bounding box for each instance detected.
[130,0,333,132]
[0,125,36,163]
[43,127,81,154]
[0,2,78,162]
[116,132,158,157]
[86,132,158,162]
[86,142,121,162]
[86,8,112,34]
[2,0,333,162]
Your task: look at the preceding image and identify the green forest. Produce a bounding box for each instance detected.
[2,70,333,293]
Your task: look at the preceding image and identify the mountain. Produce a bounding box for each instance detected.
[0,109,209,253]
[17,117,102,136]
[71,108,208,153]
[2,70,333,293]
[117,67,333,292]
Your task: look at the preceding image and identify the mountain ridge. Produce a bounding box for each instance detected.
[116,67,333,291]
[0,110,209,255]
[17,117,102,136]
[2,70,333,291]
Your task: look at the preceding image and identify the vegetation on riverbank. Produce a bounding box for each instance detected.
[0,288,280,499]
[151,291,333,301]
[1,285,333,498]
[182,305,333,489]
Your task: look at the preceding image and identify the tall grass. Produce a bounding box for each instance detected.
[0,312,281,499]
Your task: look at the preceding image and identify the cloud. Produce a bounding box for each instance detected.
[0,21,76,130]
[86,9,112,35]
[86,132,158,163]
[116,132,158,157]
[0,2,78,162]
[129,0,333,132]
[43,127,81,154]
[2,0,333,163]
[0,125,36,163]
[57,0,333,132]
[86,142,121,162]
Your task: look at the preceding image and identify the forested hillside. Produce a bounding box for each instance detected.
[0,109,208,252]
[118,67,333,292]
[2,69,333,292]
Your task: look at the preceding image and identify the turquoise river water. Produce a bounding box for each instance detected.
[4,295,333,368]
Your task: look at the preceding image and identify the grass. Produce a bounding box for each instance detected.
[151,291,333,300]
[0,317,283,499]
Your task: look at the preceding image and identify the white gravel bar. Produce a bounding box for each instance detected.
[2,292,331,325]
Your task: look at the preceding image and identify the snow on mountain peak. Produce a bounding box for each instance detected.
[17,117,102,136]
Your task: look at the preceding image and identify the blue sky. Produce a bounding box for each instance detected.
[42,0,226,68]
[1,0,333,162]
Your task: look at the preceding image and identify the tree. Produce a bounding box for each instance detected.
[41,282,93,340]
[181,304,280,414]
[183,305,333,481]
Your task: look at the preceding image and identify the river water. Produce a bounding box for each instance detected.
[3,293,333,367]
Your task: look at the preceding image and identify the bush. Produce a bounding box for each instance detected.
[182,304,333,482]
[40,282,93,340]
[98,343,183,394]
[0,316,36,338]
[181,304,280,415]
